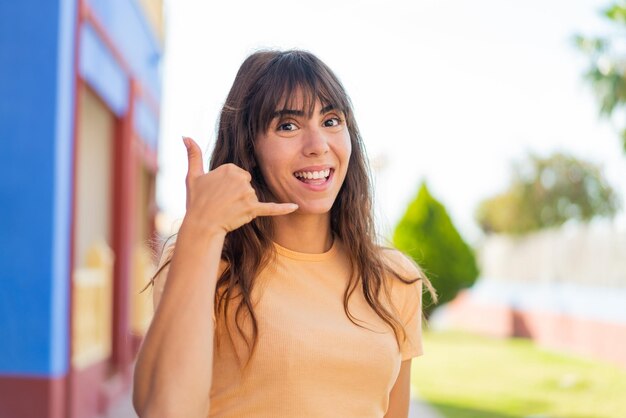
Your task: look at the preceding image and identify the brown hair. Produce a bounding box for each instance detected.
[151,49,436,367]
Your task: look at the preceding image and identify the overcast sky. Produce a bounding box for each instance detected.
[156,0,626,243]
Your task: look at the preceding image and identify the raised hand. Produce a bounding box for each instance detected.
[182,137,298,236]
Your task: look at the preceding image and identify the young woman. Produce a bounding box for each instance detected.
[133,50,436,418]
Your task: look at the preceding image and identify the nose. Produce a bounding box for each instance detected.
[302,125,329,157]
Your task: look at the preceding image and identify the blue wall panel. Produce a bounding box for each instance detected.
[0,0,76,377]
[80,23,129,116]
[134,97,159,149]
[86,0,162,101]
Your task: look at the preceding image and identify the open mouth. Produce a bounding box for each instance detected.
[293,168,333,184]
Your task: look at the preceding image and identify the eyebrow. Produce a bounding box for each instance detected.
[271,104,337,119]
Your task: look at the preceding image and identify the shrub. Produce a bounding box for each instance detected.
[394,182,479,316]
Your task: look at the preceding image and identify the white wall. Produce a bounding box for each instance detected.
[478,220,626,287]
[74,86,114,266]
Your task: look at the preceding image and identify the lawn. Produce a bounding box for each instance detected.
[410,330,626,418]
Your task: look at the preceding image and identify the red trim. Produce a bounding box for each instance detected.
[134,134,159,174]
[134,83,161,121]
[111,79,138,375]
[80,0,130,75]
[68,360,109,418]
[0,375,67,418]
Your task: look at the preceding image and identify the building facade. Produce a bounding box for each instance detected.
[0,1,163,417]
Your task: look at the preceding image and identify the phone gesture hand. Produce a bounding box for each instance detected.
[182,137,298,236]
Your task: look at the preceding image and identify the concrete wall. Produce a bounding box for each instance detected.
[478,220,626,287]
[440,220,626,368]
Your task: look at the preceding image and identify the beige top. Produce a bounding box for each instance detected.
[153,239,423,418]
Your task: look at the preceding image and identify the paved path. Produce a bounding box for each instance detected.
[409,396,444,418]
[98,391,136,418]
[104,391,442,418]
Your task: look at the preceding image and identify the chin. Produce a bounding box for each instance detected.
[294,201,335,215]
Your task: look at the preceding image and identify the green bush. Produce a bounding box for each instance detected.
[393,182,479,316]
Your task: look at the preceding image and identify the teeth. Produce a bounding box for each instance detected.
[294,169,331,179]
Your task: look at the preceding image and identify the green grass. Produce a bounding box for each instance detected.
[410,330,626,418]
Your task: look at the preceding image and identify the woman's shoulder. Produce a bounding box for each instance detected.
[376,247,424,320]
[378,246,424,283]
[379,246,438,313]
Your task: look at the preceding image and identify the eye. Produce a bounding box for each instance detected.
[323,116,343,127]
[277,122,298,131]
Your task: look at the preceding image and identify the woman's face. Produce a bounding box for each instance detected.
[254,92,352,216]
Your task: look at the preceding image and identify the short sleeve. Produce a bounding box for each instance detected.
[382,249,425,361]
[399,278,423,360]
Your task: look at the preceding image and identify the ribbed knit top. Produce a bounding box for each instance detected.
[153,240,423,418]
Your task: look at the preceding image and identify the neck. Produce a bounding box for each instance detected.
[272,213,334,254]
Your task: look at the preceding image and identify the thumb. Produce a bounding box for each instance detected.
[183,136,205,178]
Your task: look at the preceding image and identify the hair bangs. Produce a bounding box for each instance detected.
[250,51,352,137]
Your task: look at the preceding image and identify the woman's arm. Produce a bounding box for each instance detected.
[384,359,412,418]
[133,225,224,418]
[132,138,297,418]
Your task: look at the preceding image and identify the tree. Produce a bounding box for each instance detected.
[575,1,626,152]
[475,152,619,235]
[393,183,479,317]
